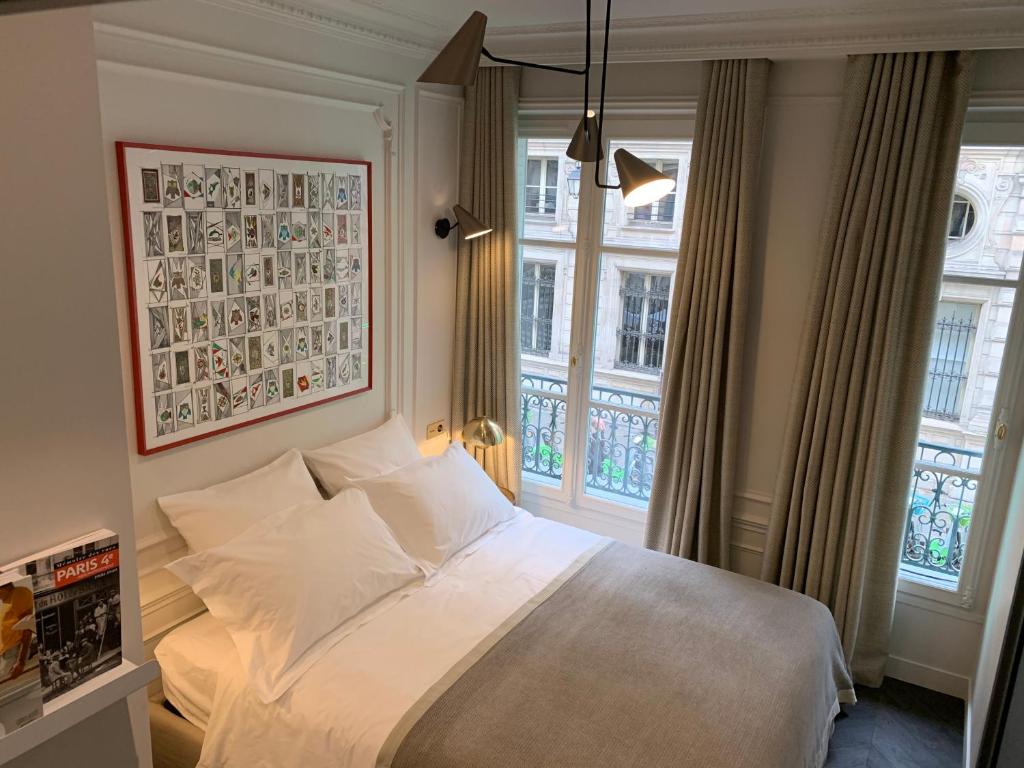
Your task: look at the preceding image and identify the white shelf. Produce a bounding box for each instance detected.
[0,659,160,765]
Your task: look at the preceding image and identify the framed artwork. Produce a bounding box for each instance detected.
[116,142,372,455]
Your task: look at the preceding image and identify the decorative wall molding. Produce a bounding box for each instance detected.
[886,654,971,699]
[94,22,405,97]
[734,488,774,506]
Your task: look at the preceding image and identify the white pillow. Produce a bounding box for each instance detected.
[166,489,422,704]
[158,449,322,552]
[303,414,422,496]
[355,442,515,574]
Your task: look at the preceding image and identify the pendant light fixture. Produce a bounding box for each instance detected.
[419,0,673,209]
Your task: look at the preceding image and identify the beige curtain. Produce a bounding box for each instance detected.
[451,66,522,497]
[644,59,771,568]
[761,51,975,686]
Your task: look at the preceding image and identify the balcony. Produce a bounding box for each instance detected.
[521,374,660,507]
[522,377,980,579]
[901,440,982,586]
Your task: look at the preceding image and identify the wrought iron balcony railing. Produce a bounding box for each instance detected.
[520,374,660,506]
[901,440,982,583]
[523,378,981,575]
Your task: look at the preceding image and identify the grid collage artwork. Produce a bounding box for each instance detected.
[119,145,371,453]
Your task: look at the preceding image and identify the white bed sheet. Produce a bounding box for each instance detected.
[197,510,601,768]
[155,611,235,731]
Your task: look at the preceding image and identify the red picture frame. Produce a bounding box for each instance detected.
[116,141,373,455]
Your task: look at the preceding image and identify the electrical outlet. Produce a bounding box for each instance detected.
[426,419,447,439]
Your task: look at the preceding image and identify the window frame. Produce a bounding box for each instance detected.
[516,114,695,525]
[895,131,1024,622]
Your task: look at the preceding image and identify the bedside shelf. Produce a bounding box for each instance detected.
[0,659,160,765]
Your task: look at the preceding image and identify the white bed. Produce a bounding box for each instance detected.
[157,510,605,767]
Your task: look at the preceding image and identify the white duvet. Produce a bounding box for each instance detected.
[197,511,602,768]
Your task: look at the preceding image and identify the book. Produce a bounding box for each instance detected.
[0,571,43,736]
[2,531,122,703]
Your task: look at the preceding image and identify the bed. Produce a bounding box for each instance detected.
[152,510,855,768]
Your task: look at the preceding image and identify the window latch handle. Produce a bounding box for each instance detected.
[995,408,1009,442]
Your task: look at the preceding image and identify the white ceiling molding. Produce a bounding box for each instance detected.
[485,1,1024,63]
[197,0,440,56]
[223,0,1024,63]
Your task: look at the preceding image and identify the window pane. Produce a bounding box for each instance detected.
[520,247,572,486]
[526,159,541,186]
[521,141,575,241]
[902,145,1024,588]
[518,138,576,490]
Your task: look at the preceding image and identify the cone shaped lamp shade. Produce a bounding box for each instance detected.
[418,11,488,86]
[567,110,603,163]
[613,148,676,207]
[463,416,505,449]
[453,205,492,239]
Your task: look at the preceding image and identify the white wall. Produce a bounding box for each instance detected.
[4,0,462,761]
[518,51,1024,700]
[81,0,463,666]
[0,7,147,767]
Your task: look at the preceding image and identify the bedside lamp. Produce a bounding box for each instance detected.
[462,416,514,503]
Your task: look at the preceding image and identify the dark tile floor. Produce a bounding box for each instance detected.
[824,677,964,768]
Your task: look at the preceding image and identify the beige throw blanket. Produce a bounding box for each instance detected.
[379,542,854,768]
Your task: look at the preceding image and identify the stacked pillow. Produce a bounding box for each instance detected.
[302,414,422,496]
[166,489,420,703]
[159,413,516,701]
[355,442,515,574]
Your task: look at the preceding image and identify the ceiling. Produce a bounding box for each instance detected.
[318,0,862,30]
[251,0,1024,62]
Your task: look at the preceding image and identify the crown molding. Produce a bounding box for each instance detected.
[486,1,1024,63]
[197,0,439,56]
[203,0,1024,65]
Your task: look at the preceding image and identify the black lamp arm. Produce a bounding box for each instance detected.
[480,47,587,76]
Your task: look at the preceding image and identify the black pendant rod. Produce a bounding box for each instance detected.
[594,0,620,190]
[480,0,592,78]
[481,47,587,76]
[583,0,591,128]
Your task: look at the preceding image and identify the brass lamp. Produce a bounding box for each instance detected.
[462,416,505,449]
[462,416,515,502]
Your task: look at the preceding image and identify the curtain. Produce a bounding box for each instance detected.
[451,66,522,497]
[644,59,771,568]
[760,51,975,686]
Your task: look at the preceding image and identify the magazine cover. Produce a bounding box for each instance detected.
[21,533,122,703]
[0,572,43,736]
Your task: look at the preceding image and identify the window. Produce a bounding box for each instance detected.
[616,271,671,373]
[922,301,979,420]
[525,157,559,215]
[627,159,678,224]
[517,135,689,512]
[901,145,1024,593]
[947,194,976,240]
[521,261,556,355]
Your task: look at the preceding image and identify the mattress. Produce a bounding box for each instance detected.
[154,611,235,731]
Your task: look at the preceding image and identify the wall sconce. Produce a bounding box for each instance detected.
[434,205,493,240]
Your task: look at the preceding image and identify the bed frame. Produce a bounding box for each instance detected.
[150,699,204,768]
